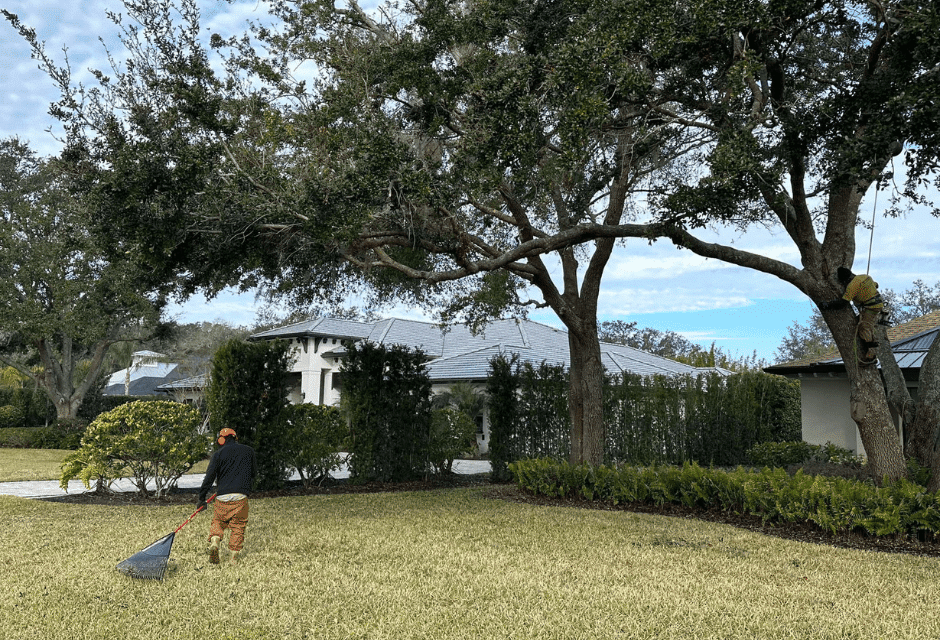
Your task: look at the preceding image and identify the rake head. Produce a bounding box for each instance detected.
[116,532,177,581]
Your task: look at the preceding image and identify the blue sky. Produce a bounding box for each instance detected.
[3,0,939,364]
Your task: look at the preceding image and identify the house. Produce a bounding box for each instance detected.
[764,309,940,455]
[248,316,728,453]
[103,351,186,397]
[155,373,207,405]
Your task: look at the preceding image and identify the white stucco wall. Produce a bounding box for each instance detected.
[799,377,866,455]
[286,341,489,455]
[288,338,344,406]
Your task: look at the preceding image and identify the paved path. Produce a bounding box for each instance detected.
[0,459,492,500]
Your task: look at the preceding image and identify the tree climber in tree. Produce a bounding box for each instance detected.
[821,267,887,365]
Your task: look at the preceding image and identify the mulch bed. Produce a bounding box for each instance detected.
[42,474,940,558]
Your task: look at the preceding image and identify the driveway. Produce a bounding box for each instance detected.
[0,458,492,499]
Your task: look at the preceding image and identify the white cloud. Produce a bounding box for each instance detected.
[598,288,754,315]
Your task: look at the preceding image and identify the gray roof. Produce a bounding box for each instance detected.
[889,326,938,369]
[103,362,184,396]
[155,374,208,393]
[765,313,939,376]
[252,316,717,382]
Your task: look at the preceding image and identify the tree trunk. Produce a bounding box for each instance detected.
[567,329,606,466]
[876,322,916,453]
[849,363,907,481]
[825,309,907,482]
[906,334,940,490]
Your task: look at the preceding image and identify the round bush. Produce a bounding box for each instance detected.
[61,400,210,496]
[0,404,24,429]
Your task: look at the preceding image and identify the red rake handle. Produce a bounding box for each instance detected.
[173,493,217,534]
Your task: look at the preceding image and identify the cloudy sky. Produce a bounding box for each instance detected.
[3,0,939,363]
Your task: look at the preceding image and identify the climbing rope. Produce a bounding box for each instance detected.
[866,184,878,275]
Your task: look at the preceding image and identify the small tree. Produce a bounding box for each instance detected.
[427,408,477,475]
[343,342,432,483]
[60,400,208,497]
[205,338,295,489]
[282,403,347,488]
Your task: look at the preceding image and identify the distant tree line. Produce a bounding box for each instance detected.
[598,321,766,371]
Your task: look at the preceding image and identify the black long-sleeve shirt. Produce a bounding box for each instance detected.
[198,440,257,502]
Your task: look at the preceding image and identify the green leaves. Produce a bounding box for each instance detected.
[59,400,208,496]
[206,338,295,489]
[342,341,433,482]
[511,457,940,538]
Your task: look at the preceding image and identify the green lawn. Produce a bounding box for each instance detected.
[0,448,210,483]
[0,448,74,482]
[1,488,938,640]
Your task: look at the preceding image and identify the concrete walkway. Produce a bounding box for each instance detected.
[0,459,492,500]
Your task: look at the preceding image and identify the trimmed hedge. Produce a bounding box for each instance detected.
[486,355,801,470]
[746,440,862,468]
[0,420,88,449]
[509,458,940,538]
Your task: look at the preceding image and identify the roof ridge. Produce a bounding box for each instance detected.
[514,318,530,347]
[603,348,687,375]
[428,343,503,364]
[375,318,395,343]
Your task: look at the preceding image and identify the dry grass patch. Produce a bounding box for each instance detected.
[1,489,939,639]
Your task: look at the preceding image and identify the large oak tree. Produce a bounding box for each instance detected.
[6,0,702,465]
[634,0,940,482]
[0,138,165,418]
[7,0,940,477]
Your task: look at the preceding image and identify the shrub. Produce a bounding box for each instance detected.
[747,440,863,469]
[283,404,347,488]
[509,458,940,539]
[428,408,477,474]
[0,426,47,448]
[0,404,24,429]
[343,342,432,483]
[747,441,818,467]
[60,400,210,496]
[486,353,520,483]
[206,338,295,490]
[40,418,88,450]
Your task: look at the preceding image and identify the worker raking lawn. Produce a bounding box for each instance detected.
[198,428,258,564]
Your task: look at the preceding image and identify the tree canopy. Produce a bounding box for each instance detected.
[7,0,940,477]
[0,137,165,418]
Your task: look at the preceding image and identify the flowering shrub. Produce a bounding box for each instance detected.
[60,400,210,496]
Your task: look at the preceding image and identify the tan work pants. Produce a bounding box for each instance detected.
[209,499,249,551]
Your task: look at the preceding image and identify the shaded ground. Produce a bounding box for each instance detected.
[42,473,940,558]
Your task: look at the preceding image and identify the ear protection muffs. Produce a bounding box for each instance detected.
[217,428,237,446]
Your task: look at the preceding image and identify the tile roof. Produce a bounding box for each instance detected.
[251,316,712,381]
[155,374,208,392]
[765,309,940,374]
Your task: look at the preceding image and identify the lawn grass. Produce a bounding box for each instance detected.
[1,488,939,639]
[0,448,210,483]
[0,448,74,482]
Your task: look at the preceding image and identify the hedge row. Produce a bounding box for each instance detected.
[509,458,940,538]
[486,355,801,470]
[0,421,87,450]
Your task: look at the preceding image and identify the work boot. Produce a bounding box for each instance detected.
[209,536,221,564]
